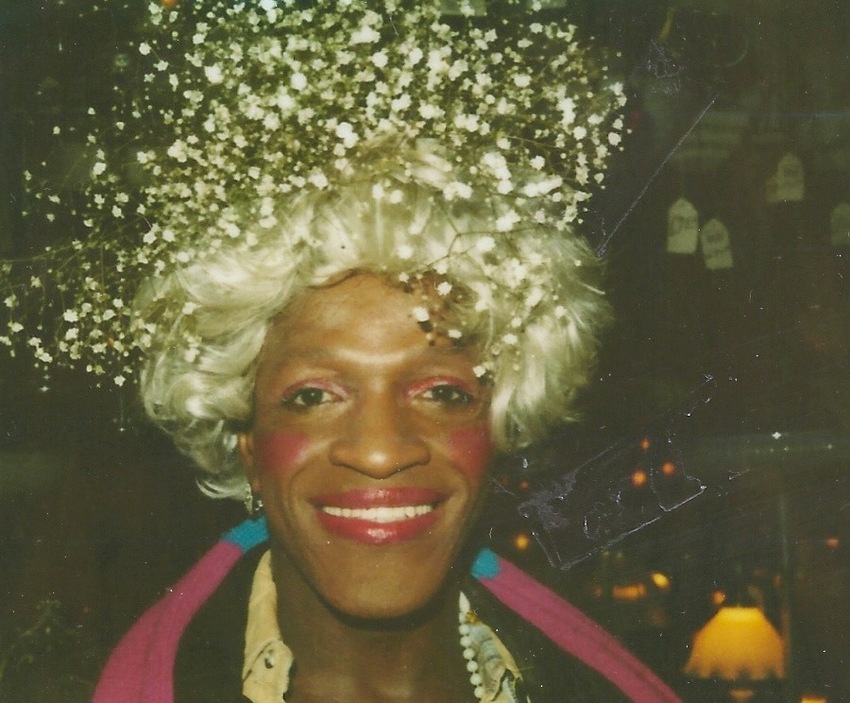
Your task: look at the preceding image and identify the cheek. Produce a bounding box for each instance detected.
[253,429,310,477]
[447,425,493,480]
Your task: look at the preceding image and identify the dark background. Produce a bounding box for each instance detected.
[1,1,848,701]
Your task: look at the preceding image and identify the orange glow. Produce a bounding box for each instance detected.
[711,590,727,607]
[825,537,839,550]
[650,571,671,591]
[162,0,178,7]
[517,479,529,490]
[661,460,677,476]
[684,606,785,681]
[612,583,647,601]
[640,437,651,451]
[513,533,531,551]
[801,696,828,703]
[631,469,648,488]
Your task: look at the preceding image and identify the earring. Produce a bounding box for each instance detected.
[243,483,264,518]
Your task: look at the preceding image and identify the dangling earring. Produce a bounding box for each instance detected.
[243,483,264,518]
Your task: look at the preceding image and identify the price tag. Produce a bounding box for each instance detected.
[700,218,733,270]
[766,152,804,203]
[830,202,850,246]
[666,197,699,254]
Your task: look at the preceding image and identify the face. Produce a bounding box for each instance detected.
[240,274,493,620]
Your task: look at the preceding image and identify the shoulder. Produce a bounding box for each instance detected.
[172,546,264,703]
[465,580,632,703]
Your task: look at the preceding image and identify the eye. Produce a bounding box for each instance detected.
[281,385,341,411]
[419,383,475,406]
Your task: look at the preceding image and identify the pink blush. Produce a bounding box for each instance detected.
[254,430,310,476]
[448,426,493,478]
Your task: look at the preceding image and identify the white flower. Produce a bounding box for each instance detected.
[608,132,622,146]
[63,310,79,323]
[138,42,151,55]
[290,72,308,91]
[92,162,107,176]
[114,375,127,387]
[412,306,430,323]
[397,245,413,260]
[351,24,380,45]
[436,281,453,296]
[371,51,388,68]
[335,121,359,148]
[204,64,224,84]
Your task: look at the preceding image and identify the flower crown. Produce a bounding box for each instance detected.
[1,0,625,386]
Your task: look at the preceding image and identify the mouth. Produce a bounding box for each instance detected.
[319,504,434,522]
[312,488,445,545]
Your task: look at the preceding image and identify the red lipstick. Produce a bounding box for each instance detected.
[313,488,445,545]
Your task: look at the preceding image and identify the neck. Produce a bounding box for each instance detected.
[270,546,472,703]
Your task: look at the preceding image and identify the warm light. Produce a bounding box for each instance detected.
[162,0,178,7]
[711,590,727,607]
[612,583,647,601]
[517,479,530,490]
[640,437,651,451]
[661,460,677,476]
[650,571,671,591]
[631,469,648,488]
[513,532,531,551]
[800,695,828,703]
[684,606,785,681]
[825,537,839,550]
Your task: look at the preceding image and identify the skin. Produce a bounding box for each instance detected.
[239,273,494,703]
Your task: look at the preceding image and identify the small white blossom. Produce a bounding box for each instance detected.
[290,72,308,91]
[412,306,430,323]
[204,64,224,84]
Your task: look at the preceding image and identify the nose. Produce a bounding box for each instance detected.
[329,391,430,478]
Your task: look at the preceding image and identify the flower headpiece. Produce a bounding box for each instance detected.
[2,0,625,386]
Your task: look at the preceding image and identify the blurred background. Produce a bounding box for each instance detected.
[1,1,848,701]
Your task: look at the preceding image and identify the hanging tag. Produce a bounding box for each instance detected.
[666,197,699,254]
[700,218,733,270]
[830,202,850,246]
[766,152,804,203]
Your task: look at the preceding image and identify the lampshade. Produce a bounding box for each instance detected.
[684,606,785,681]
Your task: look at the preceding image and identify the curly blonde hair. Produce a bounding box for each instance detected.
[136,138,610,499]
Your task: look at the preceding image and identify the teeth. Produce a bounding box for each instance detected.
[320,504,433,523]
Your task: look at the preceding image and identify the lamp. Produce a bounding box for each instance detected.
[684,605,784,702]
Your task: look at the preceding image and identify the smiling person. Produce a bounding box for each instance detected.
[6,2,683,702]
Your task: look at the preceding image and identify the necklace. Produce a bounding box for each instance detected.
[459,592,486,700]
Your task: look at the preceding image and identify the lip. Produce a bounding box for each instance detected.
[313,488,446,545]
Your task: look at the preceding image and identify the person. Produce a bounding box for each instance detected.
[6,2,681,701]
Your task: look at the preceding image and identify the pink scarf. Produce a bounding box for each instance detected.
[93,518,681,703]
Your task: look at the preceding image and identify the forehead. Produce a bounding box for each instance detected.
[257,273,474,371]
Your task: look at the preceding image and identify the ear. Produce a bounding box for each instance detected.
[238,432,261,492]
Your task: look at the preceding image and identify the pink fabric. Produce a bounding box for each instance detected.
[91,541,242,703]
[476,554,682,703]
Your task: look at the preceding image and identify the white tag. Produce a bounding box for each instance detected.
[830,202,850,246]
[666,197,699,254]
[766,153,804,203]
[700,218,733,270]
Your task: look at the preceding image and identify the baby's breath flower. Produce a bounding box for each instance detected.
[5,0,624,383]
